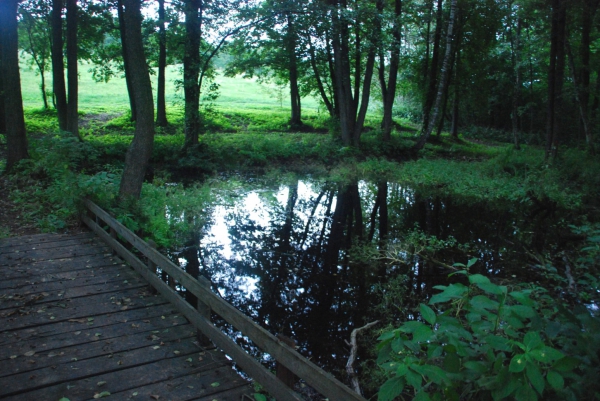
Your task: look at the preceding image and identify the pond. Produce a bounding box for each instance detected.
[168,176,565,383]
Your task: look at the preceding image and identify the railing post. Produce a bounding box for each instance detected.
[147,239,158,294]
[196,278,213,347]
[110,228,117,255]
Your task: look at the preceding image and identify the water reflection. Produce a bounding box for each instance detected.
[174,178,548,376]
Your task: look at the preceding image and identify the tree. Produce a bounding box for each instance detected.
[118,0,155,199]
[118,0,137,122]
[546,0,567,159]
[19,0,52,110]
[414,0,458,151]
[183,0,201,148]
[155,0,168,127]
[377,0,402,141]
[328,0,378,147]
[50,0,80,139]
[1,0,30,171]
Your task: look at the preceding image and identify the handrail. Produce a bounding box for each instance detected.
[82,199,367,401]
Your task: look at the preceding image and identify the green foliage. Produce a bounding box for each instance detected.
[377,259,600,401]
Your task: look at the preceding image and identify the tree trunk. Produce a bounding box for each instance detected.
[413,0,457,151]
[66,0,79,140]
[1,0,29,171]
[287,14,302,129]
[0,37,6,134]
[450,46,460,138]
[566,38,594,154]
[579,0,598,136]
[51,0,68,130]
[118,0,137,122]
[155,0,168,127]
[183,0,201,148]
[379,0,402,142]
[118,0,155,200]
[421,0,443,133]
[546,0,567,159]
[510,10,521,150]
[307,34,335,116]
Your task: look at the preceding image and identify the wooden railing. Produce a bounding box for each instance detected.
[81,199,367,401]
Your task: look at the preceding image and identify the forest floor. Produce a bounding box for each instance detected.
[0,176,41,237]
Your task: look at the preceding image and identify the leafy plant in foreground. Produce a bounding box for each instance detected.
[377,258,600,401]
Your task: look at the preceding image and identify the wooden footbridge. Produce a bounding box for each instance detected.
[0,200,367,401]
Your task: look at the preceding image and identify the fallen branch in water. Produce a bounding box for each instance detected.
[345,320,379,395]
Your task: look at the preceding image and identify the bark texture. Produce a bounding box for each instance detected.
[414,0,457,151]
[66,0,79,139]
[156,0,168,127]
[51,0,68,130]
[183,0,201,148]
[1,0,30,170]
[118,0,137,122]
[118,0,155,200]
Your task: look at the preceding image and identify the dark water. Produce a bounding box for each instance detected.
[170,177,563,380]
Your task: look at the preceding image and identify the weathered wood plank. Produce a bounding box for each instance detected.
[0,243,112,266]
[0,329,201,397]
[0,232,94,248]
[108,366,250,401]
[0,307,186,361]
[1,285,152,331]
[0,255,124,286]
[0,301,172,347]
[1,351,230,401]
[0,268,144,311]
[1,321,195,379]
[0,236,100,254]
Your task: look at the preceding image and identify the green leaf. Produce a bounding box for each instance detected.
[396,364,409,377]
[515,383,538,401]
[476,282,505,295]
[525,362,545,395]
[399,321,426,333]
[467,258,478,268]
[429,283,468,304]
[523,332,543,351]
[509,354,527,373]
[378,330,396,341]
[413,391,432,401]
[413,324,433,343]
[546,370,564,391]
[529,346,564,363]
[420,303,436,325]
[443,352,460,373]
[254,394,267,401]
[391,337,405,353]
[463,361,487,374]
[509,291,534,307]
[484,334,511,352]
[411,364,448,385]
[470,295,499,311]
[406,369,422,390]
[553,356,580,372]
[378,376,405,401]
[93,392,111,399]
[469,274,491,285]
[511,305,536,319]
[59,398,71,401]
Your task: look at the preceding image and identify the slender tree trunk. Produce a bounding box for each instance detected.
[51,0,68,130]
[307,34,334,116]
[414,0,457,151]
[566,39,594,154]
[183,0,201,148]
[66,0,79,140]
[579,0,599,136]
[546,0,567,159]
[0,37,5,134]
[379,0,402,142]
[155,0,168,127]
[118,0,137,122]
[450,46,460,138]
[422,0,433,88]
[421,0,443,132]
[118,0,155,200]
[510,8,521,150]
[287,14,302,129]
[1,0,29,170]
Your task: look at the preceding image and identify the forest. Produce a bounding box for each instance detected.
[1,0,600,400]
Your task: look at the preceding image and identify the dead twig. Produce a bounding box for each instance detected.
[345,320,379,395]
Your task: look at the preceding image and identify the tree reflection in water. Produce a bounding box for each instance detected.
[174,178,553,377]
